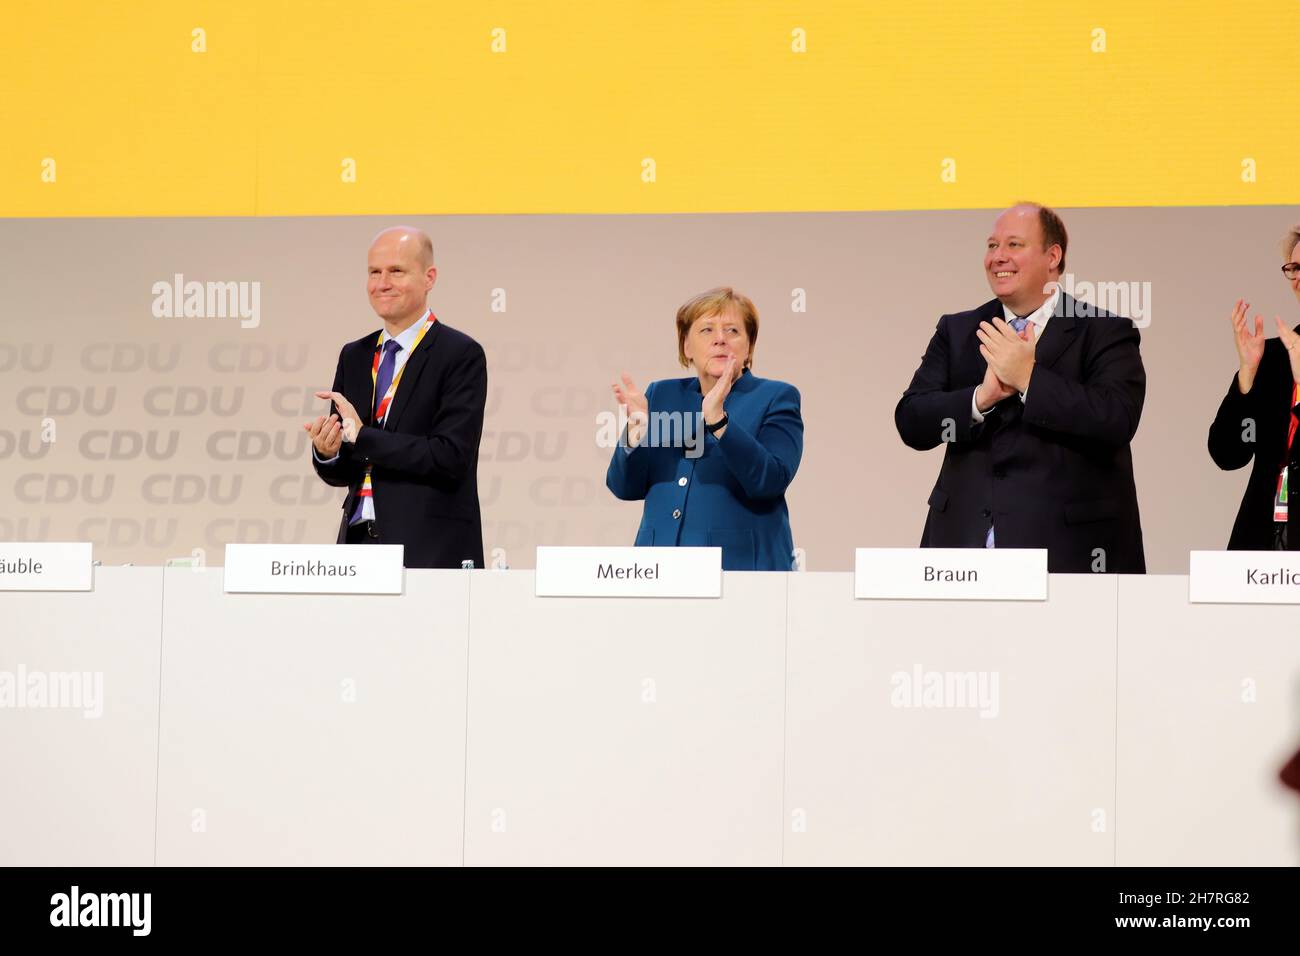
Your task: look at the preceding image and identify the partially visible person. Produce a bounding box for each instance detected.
[1207,224,1300,550]
[1282,746,1300,794]
[605,287,802,571]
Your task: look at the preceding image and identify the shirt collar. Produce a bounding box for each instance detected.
[1001,285,1060,333]
[379,309,432,352]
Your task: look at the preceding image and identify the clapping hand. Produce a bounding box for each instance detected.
[612,372,649,447]
[702,356,737,435]
[304,413,342,457]
[314,390,363,443]
[1231,299,1267,393]
[976,317,1035,394]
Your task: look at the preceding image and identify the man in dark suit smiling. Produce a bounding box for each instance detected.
[895,203,1146,573]
[306,226,487,569]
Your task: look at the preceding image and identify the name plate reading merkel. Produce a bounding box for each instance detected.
[1190,551,1300,604]
[535,547,722,598]
[0,542,93,591]
[223,544,404,594]
[855,548,1048,601]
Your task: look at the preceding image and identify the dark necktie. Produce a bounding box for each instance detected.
[373,338,402,420]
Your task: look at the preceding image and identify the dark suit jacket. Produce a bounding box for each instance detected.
[311,319,487,569]
[1207,326,1300,550]
[895,294,1146,573]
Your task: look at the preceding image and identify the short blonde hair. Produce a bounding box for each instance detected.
[1282,224,1300,260]
[675,287,759,369]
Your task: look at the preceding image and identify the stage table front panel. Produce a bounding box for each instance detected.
[154,568,470,866]
[0,567,163,866]
[6,565,1296,866]
[462,571,787,866]
[1115,575,1300,866]
[783,573,1119,866]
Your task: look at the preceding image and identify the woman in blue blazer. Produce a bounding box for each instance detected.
[606,287,803,571]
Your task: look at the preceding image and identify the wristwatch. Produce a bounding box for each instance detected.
[704,413,728,435]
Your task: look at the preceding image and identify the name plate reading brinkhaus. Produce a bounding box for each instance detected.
[535,547,722,597]
[1189,551,1300,604]
[0,542,93,591]
[855,548,1048,601]
[223,544,404,594]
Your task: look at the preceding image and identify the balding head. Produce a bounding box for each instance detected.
[367,226,438,331]
[370,225,434,269]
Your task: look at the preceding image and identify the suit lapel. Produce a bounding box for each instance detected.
[383,320,442,432]
[348,333,380,427]
[1033,293,1078,371]
[971,297,1003,378]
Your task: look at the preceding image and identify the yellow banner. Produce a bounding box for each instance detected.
[3,1,1297,216]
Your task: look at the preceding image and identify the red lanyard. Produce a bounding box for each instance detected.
[1286,384,1300,460]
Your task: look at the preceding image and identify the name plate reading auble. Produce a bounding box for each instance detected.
[1189,551,1300,604]
[223,544,404,594]
[0,542,93,591]
[535,547,722,597]
[855,548,1048,601]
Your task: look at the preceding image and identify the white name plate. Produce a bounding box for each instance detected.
[223,544,404,594]
[535,546,722,598]
[1189,550,1300,604]
[855,548,1048,601]
[0,542,93,591]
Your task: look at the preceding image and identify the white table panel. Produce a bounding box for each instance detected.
[154,567,470,866]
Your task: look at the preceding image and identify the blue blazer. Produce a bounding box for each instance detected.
[606,369,803,571]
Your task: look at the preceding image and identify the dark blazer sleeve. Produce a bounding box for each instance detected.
[714,382,803,499]
[895,314,982,450]
[1020,319,1145,446]
[1208,372,1260,471]
[351,339,487,483]
[605,381,658,501]
[311,345,365,488]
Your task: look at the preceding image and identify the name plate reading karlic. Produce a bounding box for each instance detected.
[855,548,1048,601]
[223,544,404,594]
[1189,551,1300,604]
[535,546,722,597]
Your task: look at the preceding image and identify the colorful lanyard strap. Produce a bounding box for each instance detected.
[357,313,436,501]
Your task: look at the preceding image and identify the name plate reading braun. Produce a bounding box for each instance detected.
[0,542,93,591]
[855,548,1048,601]
[535,546,722,598]
[1189,550,1300,604]
[223,544,404,594]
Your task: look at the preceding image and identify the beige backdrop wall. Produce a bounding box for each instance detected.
[1,208,1296,570]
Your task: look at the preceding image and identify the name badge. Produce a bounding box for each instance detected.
[855,548,1048,600]
[1189,550,1300,604]
[223,544,404,594]
[0,542,93,591]
[535,546,722,597]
